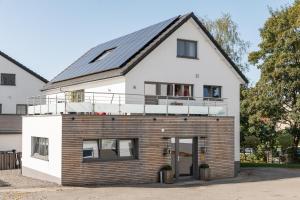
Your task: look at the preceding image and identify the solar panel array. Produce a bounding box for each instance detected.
[51,16,178,82]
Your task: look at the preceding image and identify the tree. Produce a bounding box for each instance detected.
[248,1,300,160]
[202,13,250,72]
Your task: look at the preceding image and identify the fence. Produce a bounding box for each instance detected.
[0,151,22,170]
[27,92,229,116]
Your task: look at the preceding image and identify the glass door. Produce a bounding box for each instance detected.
[171,137,198,180]
[178,138,193,177]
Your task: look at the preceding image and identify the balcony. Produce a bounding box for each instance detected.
[27,92,228,116]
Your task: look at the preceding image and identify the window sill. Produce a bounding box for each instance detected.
[176,56,199,60]
[83,157,138,163]
[203,98,223,101]
[158,96,195,101]
[0,84,16,86]
[31,156,49,161]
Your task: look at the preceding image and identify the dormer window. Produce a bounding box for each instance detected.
[91,48,115,63]
[177,39,197,59]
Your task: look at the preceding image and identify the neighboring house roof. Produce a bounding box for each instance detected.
[44,12,248,90]
[0,51,48,83]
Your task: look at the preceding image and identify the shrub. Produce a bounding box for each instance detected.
[199,163,209,168]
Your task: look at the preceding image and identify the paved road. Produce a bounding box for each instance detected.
[1,168,300,200]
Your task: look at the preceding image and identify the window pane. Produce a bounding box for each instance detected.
[177,40,185,57]
[186,42,197,58]
[119,140,134,157]
[1,73,16,85]
[175,84,183,96]
[183,85,191,96]
[83,140,99,158]
[160,84,167,96]
[31,137,49,161]
[167,84,173,96]
[204,86,210,97]
[177,40,197,58]
[204,86,221,99]
[212,87,221,98]
[16,104,27,115]
[101,139,118,160]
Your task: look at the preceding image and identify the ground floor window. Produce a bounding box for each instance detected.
[31,137,49,161]
[83,139,138,161]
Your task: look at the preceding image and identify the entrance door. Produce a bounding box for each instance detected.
[179,138,193,177]
[171,137,198,180]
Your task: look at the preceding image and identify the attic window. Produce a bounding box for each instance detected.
[91,48,116,63]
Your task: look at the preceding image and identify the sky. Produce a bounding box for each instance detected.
[0,0,295,85]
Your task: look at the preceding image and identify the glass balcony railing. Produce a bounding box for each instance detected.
[27,92,228,116]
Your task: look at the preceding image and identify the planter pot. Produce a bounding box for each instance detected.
[163,170,174,184]
[199,168,210,181]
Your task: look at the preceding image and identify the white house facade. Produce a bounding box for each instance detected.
[0,51,47,152]
[23,13,247,185]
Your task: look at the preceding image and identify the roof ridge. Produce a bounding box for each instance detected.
[0,51,48,83]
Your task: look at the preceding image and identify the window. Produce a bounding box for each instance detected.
[177,39,197,59]
[161,83,192,97]
[16,104,27,115]
[91,48,115,63]
[83,140,99,159]
[0,104,2,114]
[203,85,222,99]
[83,138,138,161]
[100,139,118,160]
[66,90,85,102]
[31,137,49,161]
[1,73,16,86]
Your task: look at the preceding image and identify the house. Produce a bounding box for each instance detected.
[22,12,248,185]
[0,51,48,152]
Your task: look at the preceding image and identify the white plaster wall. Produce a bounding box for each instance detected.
[125,18,243,162]
[22,116,62,181]
[0,134,22,152]
[45,77,125,103]
[0,55,46,114]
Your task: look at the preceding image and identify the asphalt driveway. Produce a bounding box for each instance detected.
[1,168,300,200]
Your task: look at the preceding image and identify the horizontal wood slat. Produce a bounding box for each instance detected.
[61,115,234,185]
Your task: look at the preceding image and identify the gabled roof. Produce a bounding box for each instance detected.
[44,12,248,90]
[0,51,48,83]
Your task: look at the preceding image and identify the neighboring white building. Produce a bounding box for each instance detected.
[23,12,248,184]
[0,51,48,114]
[0,51,47,152]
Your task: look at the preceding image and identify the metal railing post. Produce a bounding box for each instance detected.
[118,94,121,114]
[26,97,29,115]
[33,97,35,114]
[64,93,67,114]
[55,95,58,115]
[92,92,95,114]
[143,95,146,115]
[166,96,169,116]
[47,96,49,114]
[187,97,190,116]
[39,95,42,115]
[208,106,210,116]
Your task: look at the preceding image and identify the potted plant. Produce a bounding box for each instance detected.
[161,165,174,184]
[199,163,210,181]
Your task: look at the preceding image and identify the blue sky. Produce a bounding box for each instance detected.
[0,0,294,84]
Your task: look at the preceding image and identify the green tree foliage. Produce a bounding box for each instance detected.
[248,1,300,160]
[277,132,293,151]
[202,13,250,72]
